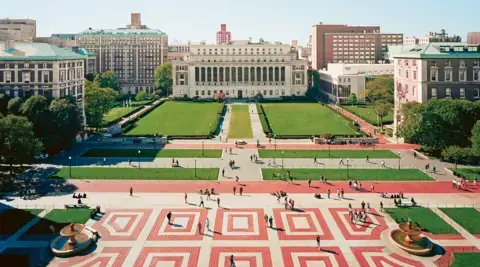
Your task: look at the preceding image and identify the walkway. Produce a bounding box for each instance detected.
[118,99,164,127]
[249,103,269,142]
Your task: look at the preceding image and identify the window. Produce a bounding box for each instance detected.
[413,70,417,80]
[24,72,30,83]
[445,61,451,67]
[398,69,402,77]
[195,90,199,96]
[460,88,465,99]
[474,88,480,98]
[459,70,466,81]
[406,70,409,79]
[5,72,11,82]
[446,88,451,98]
[474,61,479,67]
[445,70,452,82]
[430,70,437,81]
[412,86,416,96]
[431,88,437,98]
[430,61,437,67]
[460,60,466,67]
[405,85,409,94]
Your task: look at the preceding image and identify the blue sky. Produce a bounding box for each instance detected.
[1,0,478,44]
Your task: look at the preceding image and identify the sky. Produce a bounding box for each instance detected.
[1,0,479,45]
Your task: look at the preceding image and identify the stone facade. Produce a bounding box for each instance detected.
[172,41,307,99]
[0,18,36,42]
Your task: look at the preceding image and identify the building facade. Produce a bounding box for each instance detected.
[0,18,36,42]
[0,42,86,121]
[468,32,480,45]
[172,40,307,99]
[216,24,231,44]
[167,43,190,61]
[393,43,480,135]
[75,28,168,94]
[404,31,462,46]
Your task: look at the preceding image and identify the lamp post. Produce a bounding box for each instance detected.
[282,151,284,170]
[138,150,141,169]
[328,143,331,158]
[210,123,212,134]
[194,157,197,177]
[347,158,350,179]
[68,156,72,178]
[397,152,401,170]
[202,141,204,156]
[274,134,277,151]
[153,134,156,149]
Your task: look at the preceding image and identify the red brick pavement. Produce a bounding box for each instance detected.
[69,179,479,194]
[164,143,420,150]
[208,247,273,267]
[351,246,425,267]
[281,246,349,267]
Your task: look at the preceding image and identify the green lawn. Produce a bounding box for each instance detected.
[439,208,480,234]
[341,105,394,126]
[0,209,43,239]
[228,105,253,139]
[450,168,480,181]
[258,149,399,158]
[81,148,222,158]
[25,208,92,235]
[51,167,219,180]
[384,207,458,234]
[126,101,223,136]
[451,253,480,266]
[104,106,139,123]
[261,103,357,136]
[262,168,433,181]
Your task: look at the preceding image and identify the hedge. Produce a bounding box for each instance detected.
[256,103,272,136]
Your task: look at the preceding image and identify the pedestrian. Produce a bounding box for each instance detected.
[233,186,236,195]
[348,180,352,188]
[229,148,232,154]
[167,211,172,224]
[264,214,268,225]
[239,186,243,196]
[207,190,211,200]
[432,166,436,173]
[367,202,371,213]
[220,136,222,142]
[230,255,235,267]
[370,183,375,192]
[222,168,225,177]
[103,157,107,165]
[197,222,202,235]
[341,188,344,198]
[308,177,312,187]
[206,217,210,231]
[269,216,273,228]
[327,189,330,199]
[128,159,132,166]
[316,235,321,251]
[339,158,344,165]
[474,177,478,186]
[314,157,317,163]
[199,196,204,207]
[217,197,220,207]
[336,189,340,198]
[130,187,133,196]
[250,155,253,162]
[236,176,239,183]
[366,156,369,163]
[185,193,188,203]
[380,201,384,212]
[381,161,386,168]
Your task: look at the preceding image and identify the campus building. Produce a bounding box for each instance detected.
[172,40,308,99]
[467,32,480,45]
[0,18,36,42]
[216,24,231,44]
[167,43,190,62]
[393,43,480,136]
[311,23,402,70]
[0,42,86,121]
[318,63,394,103]
[403,30,462,46]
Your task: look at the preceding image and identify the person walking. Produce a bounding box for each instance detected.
[233,186,236,195]
[236,176,239,183]
[239,186,243,196]
[199,196,204,207]
[268,216,273,228]
[313,157,317,163]
[264,214,268,226]
[130,187,133,197]
[197,222,202,235]
[230,255,235,267]
[327,189,331,199]
[217,197,220,208]
[308,177,312,187]
[206,217,210,231]
[185,193,188,203]
[339,158,344,165]
[380,201,384,212]
[167,211,172,224]
[381,161,386,168]
[222,168,225,177]
[316,235,321,251]
[370,184,375,192]
[366,156,369,163]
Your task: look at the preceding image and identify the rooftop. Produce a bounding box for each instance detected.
[77,28,167,36]
[394,42,480,58]
[0,42,86,61]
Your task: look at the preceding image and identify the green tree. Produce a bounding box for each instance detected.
[85,85,118,128]
[348,93,358,105]
[397,101,424,140]
[471,120,480,156]
[135,91,149,102]
[44,98,82,152]
[0,94,10,116]
[441,146,472,169]
[363,75,394,104]
[0,115,43,176]
[98,70,120,91]
[373,101,392,129]
[154,62,173,95]
[7,97,23,115]
[416,111,449,151]
[19,95,50,139]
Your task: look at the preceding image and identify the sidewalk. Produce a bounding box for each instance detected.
[249,103,268,142]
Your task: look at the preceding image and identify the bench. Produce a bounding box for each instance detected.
[397,202,418,207]
[85,226,98,235]
[65,204,89,209]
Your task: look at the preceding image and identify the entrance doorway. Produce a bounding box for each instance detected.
[238,90,243,99]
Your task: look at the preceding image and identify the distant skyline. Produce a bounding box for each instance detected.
[1,0,479,45]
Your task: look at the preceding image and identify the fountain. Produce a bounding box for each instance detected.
[50,223,94,257]
[389,219,433,256]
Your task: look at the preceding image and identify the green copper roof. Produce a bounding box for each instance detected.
[0,42,86,61]
[78,29,167,36]
[394,42,480,59]
[75,48,96,57]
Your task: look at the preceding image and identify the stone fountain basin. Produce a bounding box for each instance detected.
[389,229,433,256]
[50,230,93,257]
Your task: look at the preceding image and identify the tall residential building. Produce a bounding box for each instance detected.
[404,30,462,45]
[0,18,36,42]
[468,32,480,45]
[216,24,231,44]
[76,28,168,94]
[126,13,148,29]
[172,40,307,99]
[393,43,480,136]
[311,23,400,70]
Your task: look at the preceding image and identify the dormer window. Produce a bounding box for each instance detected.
[445,61,451,67]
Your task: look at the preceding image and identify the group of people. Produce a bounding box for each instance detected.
[199,188,216,199]
[171,158,180,167]
[72,193,87,199]
[250,154,258,162]
[380,192,404,199]
[348,180,363,191]
[228,159,236,169]
[233,186,244,195]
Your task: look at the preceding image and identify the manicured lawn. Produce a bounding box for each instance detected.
[439,208,480,234]
[261,103,357,136]
[228,105,253,139]
[81,148,222,158]
[126,101,223,136]
[258,149,399,158]
[24,208,92,236]
[384,207,458,234]
[262,168,432,181]
[51,167,219,180]
[341,105,393,126]
[451,253,480,267]
[0,209,43,239]
[450,168,480,181]
[104,106,139,123]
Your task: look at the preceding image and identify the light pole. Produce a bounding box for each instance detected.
[274,134,277,151]
[397,152,401,170]
[347,158,350,179]
[210,123,212,134]
[153,134,156,149]
[328,143,331,158]
[202,141,204,156]
[194,157,197,177]
[282,151,284,170]
[68,156,72,178]
[138,150,141,169]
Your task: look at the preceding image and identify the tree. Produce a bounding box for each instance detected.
[363,75,394,104]
[441,146,472,169]
[85,85,118,128]
[98,71,120,91]
[45,98,83,152]
[135,91,149,102]
[0,94,10,116]
[154,62,173,95]
[416,111,449,151]
[397,101,424,140]
[84,73,95,82]
[348,93,357,105]
[7,97,23,115]
[373,101,392,129]
[471,120,480,156]
[0,115,43,177]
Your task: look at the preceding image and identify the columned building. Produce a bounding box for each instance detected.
[172,40,307,99]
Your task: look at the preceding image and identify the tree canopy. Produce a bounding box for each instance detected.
[362,75,394,104]
[373,100,392,129]
[154,62,173,95]
[85,81,118,128]
[471,120,480,156]
[98,71,120,91]
[348,93,358,105]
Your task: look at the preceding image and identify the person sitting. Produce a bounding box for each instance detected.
[83,193,87,198]
[390,194,394,199]
[314,193,321,199]
[77,198,82,205]
[394,199,398,206]
[72,193,76,198]
[411,198,416,206]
